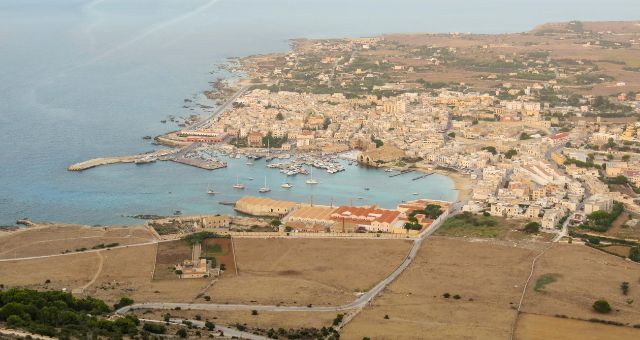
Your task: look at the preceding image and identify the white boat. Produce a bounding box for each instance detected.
[305,167,319,185]
[247,177,254,180]
[281,182,293,189]
[258,176,271,193]
[235,154,241,159]
[207,184,218,195]
[412,192,419,195]
[233,176,245,190]
[245,161,254,166]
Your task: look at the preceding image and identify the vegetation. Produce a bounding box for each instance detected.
[523,221,541,234]
[481,146,497,155]
[592,299,612,314]
[534,273,560,292]
[142,322,166,334]
[504,149,517,159]
[113,297,134,310]
[437,212,505,238]
[630,246,640,263]
[182,231,228,245]
[579,202,624,232]
[0,288,139,338]
[621,282,630,296]
[262,131,288,148]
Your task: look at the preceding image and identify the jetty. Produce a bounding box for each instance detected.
[388,169,415,177]
[412,172,435,180]
[67,149,178,171]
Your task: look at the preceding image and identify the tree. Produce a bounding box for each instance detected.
[448,132,456,138]
[520,132,531,140]
[482,146,497,155]
[251,310,258,315]
[113,296,134,310]
[622,155,631,162]
[504,149,518,159]
[630,246,640,262]
[276,112,284,120]
[205,320,215,331]
[523,222,540,234]
[270,219,282,227]
[592,299,611,313]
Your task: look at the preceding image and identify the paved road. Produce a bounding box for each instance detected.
[117,204,462,315]
[140,318,269,340]
[189,85,250,130]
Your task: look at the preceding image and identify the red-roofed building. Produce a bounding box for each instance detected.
[548,132,570,146]
[330,206,400,232]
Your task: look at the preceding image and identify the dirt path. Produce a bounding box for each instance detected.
[80,251,104,290]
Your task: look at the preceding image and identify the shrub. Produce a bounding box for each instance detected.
[593,299,612,314]
[621,282,629,296]
[384,314,389,319]
[176,328,188,338]
[443,293,451,298]
[523,222,540,234]
[113,296,134,310]
[251,310,258,315]
[205,320,215,331]
[143,323,166,334]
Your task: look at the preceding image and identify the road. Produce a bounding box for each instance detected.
[140,318,269,340]
[189,85,250,130]
[117,203,463,315]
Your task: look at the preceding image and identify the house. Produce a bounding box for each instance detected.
[330,206,400,233]
[583,194,614,214]
[247,131,263,147]
[235,196,297,217]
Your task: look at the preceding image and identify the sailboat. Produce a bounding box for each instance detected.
[233,176,245,189]
[305,167,319,185]
[258,176,271,193]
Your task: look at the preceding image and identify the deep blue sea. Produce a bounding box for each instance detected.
[1,0,638,225]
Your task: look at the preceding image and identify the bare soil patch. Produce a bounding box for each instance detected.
[205,238,412,306]
[153,240,192,280]
[341,237,536,340]
[516,313,640,340]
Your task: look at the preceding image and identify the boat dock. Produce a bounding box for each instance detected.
[388,169,415,177]
[412,172,435,180]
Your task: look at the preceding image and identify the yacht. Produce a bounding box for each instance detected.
[258,176,271,193]
[232,176,245,190]
[281,182,293,189]
[305,168,319,185]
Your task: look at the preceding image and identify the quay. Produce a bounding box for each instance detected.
[388,169,415,177]
[67,149,178,171]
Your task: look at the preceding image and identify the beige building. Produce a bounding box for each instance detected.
[235,196,297,217]
[584,194,614,214]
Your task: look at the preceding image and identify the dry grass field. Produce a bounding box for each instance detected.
[516,313,640,340]
[341,237,537,340]
[202,237,237,275]
[205,238,412,306]
[0,225,156,259]
[521,244,640,325]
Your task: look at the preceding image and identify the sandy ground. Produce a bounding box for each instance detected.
[434,169,473,201]
[521,244,640,325]
[0,225,156,259]
[341,237,537,340]
[205,238,412,306]
[516,313,640,340]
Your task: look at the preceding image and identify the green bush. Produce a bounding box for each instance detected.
[593,300,612,314]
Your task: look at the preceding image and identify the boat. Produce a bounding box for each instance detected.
[258,176,271,193]
[245,161,254,165]
[142,135,152,140]
[412,192,419,195]
[305,167,319,185]
[135,156,156,165]
[364,187,370,191]
[233,176,245,189]
[160,120,167,123]
[247,177,254,181]
[235,154,241,159]
[207,184,218,195]
[384,168,393,172]
[281,182,293,189]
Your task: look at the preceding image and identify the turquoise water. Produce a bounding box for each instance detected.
[1,0,638,225]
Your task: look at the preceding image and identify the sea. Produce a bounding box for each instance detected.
[1,0,638,225]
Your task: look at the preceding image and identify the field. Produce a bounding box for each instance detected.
[205,238,412,306]
[0,225,156,259]
[153,240,193,280]
[521,244,640,325]
[341,237,537,339]
[434,213,553,242]
[516,313,640,340]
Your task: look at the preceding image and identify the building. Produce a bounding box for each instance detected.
[330,206,401,232]
[247,131,263,147]
[583,194,614,214]
[235,196,297,217]
[285,205,337,230]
